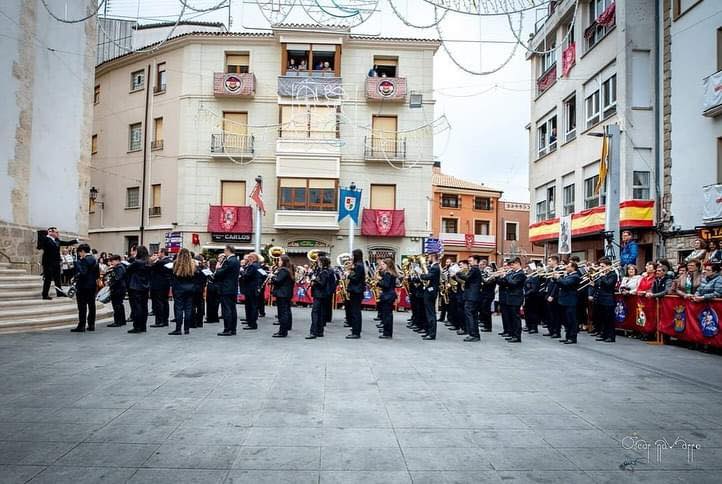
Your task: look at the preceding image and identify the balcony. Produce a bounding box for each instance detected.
[438,233,496,251]
[364,136,406,161]
[276,136,341,178]
[366,77,407,102]
[149,206,161,217]
[150,139,164,151]
[703,70,722,117]
[703,184,722,222]
[213,72,255,97]
[210,133,254,158]
[278,74,342,98]
[536,63,557,96]
[274,210,339,230]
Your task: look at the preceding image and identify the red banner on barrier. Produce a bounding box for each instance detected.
[658,296,722,348]
[614,294,657,333]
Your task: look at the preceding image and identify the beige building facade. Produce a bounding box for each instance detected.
[90,25,439,264]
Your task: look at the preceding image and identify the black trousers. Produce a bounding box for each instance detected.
[310,297,327,336]
[42,264,63,298]
[76,287,96,330]
[439,299,447,322]
[447,295,461,329]
[423,291,437,338]
[220,294,237,334]
[348,293,363,335]
[110,291,126,325]
[344,298,351,323]
[464,300,480,337]
[379,299,394,336]
[479,295,493,330]
[151,289,170,326]
[173,288,193,332]
[546,300,562,336]
[561,304,578,341]
[324,296,333,324]
[597,303,616,341]
[523,295,542,331]
[257,289,266,317]
[206,287,220,323]
[192,290,204,327]
[129,289,149,331]
[276,297,292,335]
[244,292,258,328]
[501,303,522,340]
[576,299,588,327]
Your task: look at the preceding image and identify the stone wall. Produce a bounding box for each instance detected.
[664,233,697,264]
[0,221,80,274]
[661,0,673,231]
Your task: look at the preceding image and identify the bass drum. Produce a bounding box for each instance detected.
[96,286,112,304]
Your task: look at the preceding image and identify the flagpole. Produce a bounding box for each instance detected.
[348,182,356,253]
[254,175,262,254]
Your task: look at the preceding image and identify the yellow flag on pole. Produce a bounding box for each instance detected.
[595,132,608,195]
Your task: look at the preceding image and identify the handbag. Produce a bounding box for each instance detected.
[96,285,112,303]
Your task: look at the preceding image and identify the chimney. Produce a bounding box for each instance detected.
[432,160,441,173]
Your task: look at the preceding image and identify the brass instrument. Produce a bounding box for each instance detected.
[264,246,286,286]
[307,249,320,269]
[336,252,353,300]
[578,260,621,291]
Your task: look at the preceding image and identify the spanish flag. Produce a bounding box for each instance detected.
[595,130,608,195]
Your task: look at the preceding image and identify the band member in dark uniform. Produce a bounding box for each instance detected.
[478,259,495,332]
[592,257,618,343]
[439,258,452,322]
[346,249,366,338]
[543,255,562,339]
[555,261,582,344]
[257,258,269,318]
[214,246,240,336]
[456,256,482,342]
[271,254,295,338]
[169,248,198,335]
[408,269,427,333]
[419,252,441,340]
[40,227,77,299]
[498,257,526,343]
[523,266,543,334]
[205,258,220,324]
[149,248,172,328]
[71,244,99,332]
[240,253,263,330]
[307,255,333,339]
[126,245,151,333]
[191,255,207,328]
[106,255,127,327]
[446,264,464,334]
[377,258,398,339]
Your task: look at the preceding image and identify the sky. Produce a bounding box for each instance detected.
[103,0,540,202]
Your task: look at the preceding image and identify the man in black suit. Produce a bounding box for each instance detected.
[478,259,495,332]
[419,252,441,340]
[40,227,77,299]
[71,244,99,332]
[215,246,241,336]
[149,248,172,328]
[456,256,482,342]
[345,249,366,338]
[498,257,527,343]
[240,253,263,330]
[106,254,127,327]
[543,255,563,339]
[554,261,582,344]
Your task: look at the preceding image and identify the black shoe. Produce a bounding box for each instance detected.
[42,296,52,300]
[150,324,165,328]
[542,332,553,336]
[603,338,614,343]
[422,335,435,340]
[463,336,480,342]
[107,323,123,327]
[272,333,287,338]
[70,327,84,333]
[590,332,600,337]
[563,340,577,344]
[305,334,317,339]
[127,328,145,333]
[522,328,529,332]
[87,326,95,332]
[273,321,280,326]
[456,330,467,335]
[498,332,509,337]
[559,339,568,343]
[550,334,561,339]
[480,329,492,333]
[184,329,190,334]
[343,323,352,328]
[242,326,257,330]
[346,334,360,339]
[373,317,381,321]
[379,335,392,339]
[505,336,514,341]
[217,331,233,336]
[507,337,521,343]
[376,324,383,328]
[168,330,182,335]
[528,329,539,334]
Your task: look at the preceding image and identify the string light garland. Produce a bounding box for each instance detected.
[39,0,107,23]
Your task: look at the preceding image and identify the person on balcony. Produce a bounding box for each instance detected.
[619,230,638,267]
[368,65,378,77]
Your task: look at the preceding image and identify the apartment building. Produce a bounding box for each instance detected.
[89,24,439,265]
[431,164,502,261]
[527,0,657,263]
[497,201,545,263]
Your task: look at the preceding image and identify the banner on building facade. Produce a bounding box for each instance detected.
[702,184,722,222]
[558,215,572,254]
[361,209,405,237]
[703,70,722,114]
[207,205,253,234]
[338,188,362,224]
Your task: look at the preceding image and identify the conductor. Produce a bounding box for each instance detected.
[40,227,77,299]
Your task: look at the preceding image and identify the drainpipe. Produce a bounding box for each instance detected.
[654,0,664,258]
[139,64,151,245]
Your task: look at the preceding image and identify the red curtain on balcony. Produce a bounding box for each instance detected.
[562,43,576,77]
[207,205,253,233]
[361,209,405,237]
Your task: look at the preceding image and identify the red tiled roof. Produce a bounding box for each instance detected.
[432,170,503,193]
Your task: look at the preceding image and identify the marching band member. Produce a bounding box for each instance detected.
[149,248,172,328]
[543,255,562,339]
[408,268,427,333]
[106,254,127,328]
[439,258,452,323]
[71,243,99,333]
[419,252,441,340]
[126,245,151,334]
[346,249,366,339]
[271,254,295,338]
[523,266,542,334]
[307,255,333,339]
[456,256,482,342]
[590,257,619,343]
[377,258,399,339]
[554,261,582,344]
[498,257,526,343]
[169,248,199,335]
[240,253,263,330]
[214,246,240,337]
[446,263,464,334]
[478,259,495,332]
[205,258,220,324]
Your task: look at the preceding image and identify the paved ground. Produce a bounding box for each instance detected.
[1,306,721,484]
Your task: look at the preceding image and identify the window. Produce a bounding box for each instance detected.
[584,175,601,209]
[370,184,396,209]
[564,95,576,141]
[718,28,722,72]
[373,56,398,77]
[155,62,166,93]
[535,200,547,222]
[221,180,246,206]
[91,134,97,155]
[278,178,337,211]
[152,117,163,149]
[371,115,399,155]
[474,220,490,235]
[505,222,518,241]
[89,197,96,214]
[474,197,492,210]
[563,183,575,215]
[130,69,144,91]
[441,218,458,233]
[632,171,651,199]
[93,85,100,104]
[226,53,249,74]
[126,187,140,209]
[546,185,556,218]
[537,114,557,157]
[674,0,703,19]
[441,194,460,208]
[128,123,142,151]
[223,112,248,136]
[586,0,615,50]
[602,74,617,118]
[585,90,600,128]
[539,37,556,74]
[150,184,161,214]
[280,105,337,139]
[283,43,340,76]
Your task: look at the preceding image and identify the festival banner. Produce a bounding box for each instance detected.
[658,296,722,348]
[613,294,658,334]
[338,187,362,224]
[361,209,406,237]
[207,205,253,233]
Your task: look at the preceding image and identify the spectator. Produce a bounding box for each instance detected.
[646,264,673,298]
[368,64,378,77]
[636,261,656,295]
[705,240,721,263]
[620,230,638,267]
[675,259,703,299]
[61,249,75,285]
[693,262,722,301]
[685,238,707,263]
[619,264,641,294]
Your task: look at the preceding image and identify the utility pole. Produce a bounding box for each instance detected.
[604,124,621,259]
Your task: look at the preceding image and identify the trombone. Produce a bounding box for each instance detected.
[578,260,621,291]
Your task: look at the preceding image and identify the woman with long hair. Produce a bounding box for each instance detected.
[271,254,295,338]
[170,248,196,335]
[377,258,399,339]
[126,245,151,333]
[619,264,641,294]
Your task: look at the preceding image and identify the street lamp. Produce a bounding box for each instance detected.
[89,186,98,201]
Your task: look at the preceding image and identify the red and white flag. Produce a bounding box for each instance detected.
[250,180,266,215]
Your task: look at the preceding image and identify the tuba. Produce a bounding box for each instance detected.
[307,249,320,269]
[264,246,286,286]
